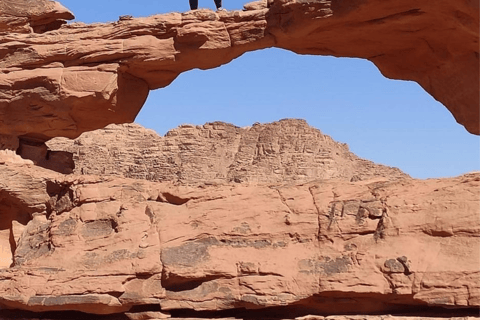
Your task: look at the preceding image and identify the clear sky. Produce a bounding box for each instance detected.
[59,0,480,179]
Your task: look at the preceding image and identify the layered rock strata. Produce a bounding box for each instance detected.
[0,158,478,317]
[0,0,74,33]
[47,119,408,183]
[0,0,478,146]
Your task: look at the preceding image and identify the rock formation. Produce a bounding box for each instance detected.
[0,0,73,33]
[47,120,408,183]
[0,120,479,319]
[0,155,478,318]
[0,0,479,151]
[0,1,479,319]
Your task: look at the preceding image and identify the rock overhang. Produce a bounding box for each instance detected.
[0,0,478,145]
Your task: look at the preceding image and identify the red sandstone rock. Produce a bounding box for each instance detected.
[0,159,478,316]
[0,0,478,144]
[47,120,408,184]
[0,1,479,319]
[0,0,74,33]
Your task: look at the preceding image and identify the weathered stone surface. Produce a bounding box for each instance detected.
[47,120,408,183]
[0,160,478,316]
[1,1,479,319]
[0,0,74,33]
[0,0,479,143]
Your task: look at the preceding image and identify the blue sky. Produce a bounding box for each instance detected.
[60,0,480,179]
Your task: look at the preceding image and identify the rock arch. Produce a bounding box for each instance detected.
[0,0,478,146]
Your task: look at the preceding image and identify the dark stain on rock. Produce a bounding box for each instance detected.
[82,249,135,268]
[396,256,412,275]
[81,219,117,239]
[218,238,274,249]
[384,259,405,273]
[252,239,271,249]
[162,241,210,267]
[299,256,352,276]
[28,295,104,307]
[105,249,133,263]
[241,294,260,305]
[13,219,53,266]
[320,256,352,276]
[356,207,369,225]
[56,218,77,236]
[46,181,74,215]
[374,216,387,242]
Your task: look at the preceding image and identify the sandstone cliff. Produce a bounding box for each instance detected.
[0,0,479,319]
[47,120,408,184]
[0,120,478,319]
[0,158,478,318]
[0,0,478,150]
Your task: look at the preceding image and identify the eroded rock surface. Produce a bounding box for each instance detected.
[0,0,74,33]
[47,119,408,183]
[0,0,479,143]
[0,159,478,317]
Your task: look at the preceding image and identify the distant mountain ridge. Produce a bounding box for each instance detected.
[48,119,408,184]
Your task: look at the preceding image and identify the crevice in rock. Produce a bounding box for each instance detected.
[162,271,232,293]
[8,224,16,268]
[365,9,425,24]
[373,209,389,242]
[422,229,455,237]
[0,298,478,319]
[274,188,294,215]
[46,180,75,216]
[307,186,324,242]
[81,219,119,239]
[17,135,75,174]
[156,192,190,206]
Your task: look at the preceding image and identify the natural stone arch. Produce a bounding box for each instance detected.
[0,0,478,146]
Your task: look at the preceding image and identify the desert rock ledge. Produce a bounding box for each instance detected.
[0,159,479,316]
[0,0,479,146]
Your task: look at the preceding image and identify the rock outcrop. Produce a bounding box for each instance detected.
[1,1,479,319]
[47,119,408,183]
[0,159,478,317]
[0,0,73,33]
[0,0,479,147]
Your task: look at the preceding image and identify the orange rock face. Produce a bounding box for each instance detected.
[0,121,479,319]
[0,0,73,33]
[0,158,478,317]
[0,0,479,144]
[0,1,479,319]
[47,120,408,183]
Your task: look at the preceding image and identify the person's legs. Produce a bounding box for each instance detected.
[213,0,222,9]
[189,0,198,10]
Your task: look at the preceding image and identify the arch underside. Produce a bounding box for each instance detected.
[0,0,478,145]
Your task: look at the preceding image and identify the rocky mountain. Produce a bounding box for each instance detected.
[47,119,408,184]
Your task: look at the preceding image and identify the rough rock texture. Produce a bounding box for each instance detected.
[0,0,74,33]
[47,119,408,184]
[0,0,479,145]
[0,157,478,317]
[1,1,479,319]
